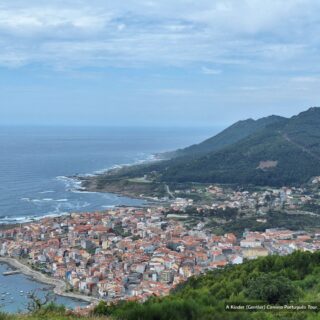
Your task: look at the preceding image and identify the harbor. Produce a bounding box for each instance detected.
[0,262,89,313]
[3,270,21,276]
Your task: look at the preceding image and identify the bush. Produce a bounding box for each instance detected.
[246,274,300,304]
[92,301,117,316]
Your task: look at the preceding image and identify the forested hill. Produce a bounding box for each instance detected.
[159,107,320,186]
[163,115,285,159]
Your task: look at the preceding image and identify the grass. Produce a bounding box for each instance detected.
[0,312,109,320]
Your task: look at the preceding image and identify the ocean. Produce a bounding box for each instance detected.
[0,125,217,312]
[0,262,88,313]
[0,126,216,223]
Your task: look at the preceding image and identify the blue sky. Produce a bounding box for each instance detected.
[1,0,320,126]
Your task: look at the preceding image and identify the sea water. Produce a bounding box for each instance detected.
[0,126,216,223]
[0,263,88,313]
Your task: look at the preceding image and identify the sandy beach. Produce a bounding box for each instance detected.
[0,257,99,304]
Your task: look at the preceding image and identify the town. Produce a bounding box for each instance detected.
[165,178,320,214]
[1,180,320,303]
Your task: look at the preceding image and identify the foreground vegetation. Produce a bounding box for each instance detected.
[4,251,320,319]
[0,313,103,320]
[0,305,93,320]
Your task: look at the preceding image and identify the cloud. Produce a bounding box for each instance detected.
[0,0,319,72]
[155,88,193,96]
[201,67,221,75]
[291,76,320,83]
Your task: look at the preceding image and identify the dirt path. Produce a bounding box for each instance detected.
[282,133,320,161]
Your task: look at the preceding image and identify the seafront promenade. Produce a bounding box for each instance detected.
[0,257,98,304]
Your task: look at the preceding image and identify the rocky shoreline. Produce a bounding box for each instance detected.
[0,257,98,305]
[77,174,169,203]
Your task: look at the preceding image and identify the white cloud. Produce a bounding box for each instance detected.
[291,76,320,83]
[0,0,319,71]
[156,88,193,96]
[201,67,221,75]
[117,24,126,31]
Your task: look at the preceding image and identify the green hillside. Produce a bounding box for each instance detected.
[95,107,320,188]
[162,115,285,159]
[159,107,320,186]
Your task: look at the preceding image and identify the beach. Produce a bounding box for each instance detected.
[0,257,98,304]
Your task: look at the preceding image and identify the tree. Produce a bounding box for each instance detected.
[246,274,300,305]
[93,301,117,316]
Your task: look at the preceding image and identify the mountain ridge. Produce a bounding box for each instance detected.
[162,114,286,159]
[158,108,320,186]
[90,107,320,188]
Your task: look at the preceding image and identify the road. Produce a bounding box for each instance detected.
[165,184,175,199]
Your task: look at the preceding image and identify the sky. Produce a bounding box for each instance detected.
[1,0,320,127]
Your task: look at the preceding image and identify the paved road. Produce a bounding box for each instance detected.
[165,184,175,199]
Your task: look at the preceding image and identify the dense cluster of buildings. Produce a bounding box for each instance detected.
[240,229,320,259]
[0,208,237,301]
[1,205,320,302]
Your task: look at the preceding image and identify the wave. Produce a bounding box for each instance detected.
[56,176,84,193]
[56,175,82,186]
[77,153,159,180]
[71,190,98,194]
[21,197,68,204]
[25,199,49,203]
[0,211,72,225]
[55,154,156,196]
[17,196,90,220]
[6,154,152,225]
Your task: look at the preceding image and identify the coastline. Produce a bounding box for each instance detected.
[74,152,168,201]
[77,175,170,204]
[0,257,98,305]
[0,154,165,226]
